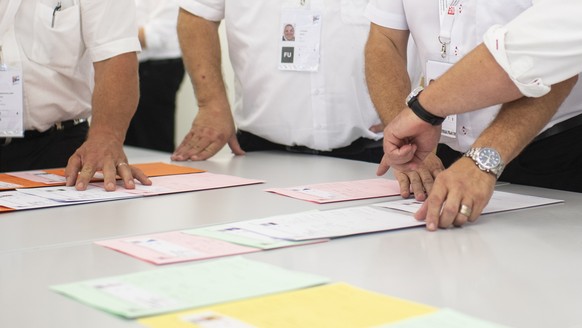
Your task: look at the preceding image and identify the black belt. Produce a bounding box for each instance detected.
[284,137,383,156]
[141,58,183,66]
[237,130,382,155]
[1,118,88,146]
[533,113,582,142]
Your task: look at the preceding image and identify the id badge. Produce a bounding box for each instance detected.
[278,8,322,72]
[0,67,24,137]
[426,60,456,139]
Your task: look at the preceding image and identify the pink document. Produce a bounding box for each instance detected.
[96,231,260,265]
[93,172,264,196]
[265,178,401,204]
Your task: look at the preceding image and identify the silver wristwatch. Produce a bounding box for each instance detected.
[464,147,505,179]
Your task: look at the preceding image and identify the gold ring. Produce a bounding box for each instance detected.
[116,162,129,168]
[459,204,472,217]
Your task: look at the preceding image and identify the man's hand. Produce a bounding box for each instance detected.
[377,107,442,176]
[171,106,244,161]
[394,152,444,201]
[415,157,496,231]
[65,134,151,191]
[64,52,151,192]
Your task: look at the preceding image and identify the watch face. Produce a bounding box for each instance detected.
[477,148,501,169]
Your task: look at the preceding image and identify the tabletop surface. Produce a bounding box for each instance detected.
[1,147,581,328]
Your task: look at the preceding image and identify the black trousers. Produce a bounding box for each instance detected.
[0,122,89,172]
[236,130,384,164]
[437,125,582,192]
[125,58,185,153]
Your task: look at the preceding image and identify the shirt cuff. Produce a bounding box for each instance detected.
[364,3,408,30]
[483,25,551,98]
[90,37,141,62]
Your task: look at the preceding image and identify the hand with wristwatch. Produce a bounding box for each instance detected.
[375,85,506,232]
[405,86,505,179]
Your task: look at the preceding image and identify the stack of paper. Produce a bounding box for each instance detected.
[229,206,423,241]
[0,168,263,212]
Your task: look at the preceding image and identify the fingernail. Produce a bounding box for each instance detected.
[427,222,436,231]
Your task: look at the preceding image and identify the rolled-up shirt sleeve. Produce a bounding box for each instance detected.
[365,0,408,30]
[179,0,224,22]
[82,0,141,62]
[483,0,582,97]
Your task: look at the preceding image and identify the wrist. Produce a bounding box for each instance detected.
[87,125,126,144]
[464,147,505,179]
[406,87,445,126]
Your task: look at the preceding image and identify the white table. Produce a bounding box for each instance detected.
[1,147,581,328]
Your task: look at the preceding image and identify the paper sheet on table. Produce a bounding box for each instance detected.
[16,185,140,203]
[0,172,263,211]
[0,170,66,190]
[130,162,205,176]
[95,173,264,196]
[139,283,436,328]
[184,224,328,249]
[0,206,14,213]
[6,170,66,184]
[0,190,74,209]
[51,257,329,319]
[233,206,424,241]
[0,162,205,192]
[44,162,205,179]
[0,185,140,210]
[0,185,143,211]
[375,308,510,328]
[373,190,563,214]
[96,231,260,265]
[265,178,401,203]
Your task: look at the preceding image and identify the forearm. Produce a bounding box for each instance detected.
[177,9,229,111]
[472,76,578,163]
[365,24,411,125]
[419,44,523,118]
[90,52,139,143]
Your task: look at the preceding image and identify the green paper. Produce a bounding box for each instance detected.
[51,257,329,318]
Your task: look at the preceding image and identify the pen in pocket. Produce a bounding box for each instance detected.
[51,2,62,28]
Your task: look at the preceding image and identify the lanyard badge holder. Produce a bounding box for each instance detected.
[278,0,322,72]
[437,0,461,59]
[0,0,25,138]
[426,0,463,139]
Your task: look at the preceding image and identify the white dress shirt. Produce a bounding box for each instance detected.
[483,0,582,97]
[179,0,381,151]
[367,0,582,153]
[136,0,181,62]
[5,0,140,132]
